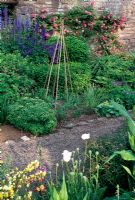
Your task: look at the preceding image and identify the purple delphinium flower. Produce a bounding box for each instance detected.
[0,9,2,31]
[19,43,23,50]
[25,18,30,29]
[35,22,39,33]
[41,27,46,40]
[14,17,22,32]
[31,36,37,45]
[3,7,8,27]
[48,29,54,36]
[45,42,61,64]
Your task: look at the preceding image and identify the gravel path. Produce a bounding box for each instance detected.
[0,115,124,172]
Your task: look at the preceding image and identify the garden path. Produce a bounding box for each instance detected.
[0,115,124,172]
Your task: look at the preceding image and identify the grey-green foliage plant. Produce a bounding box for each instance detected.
[108,102,135,181]
[7,97,57,136]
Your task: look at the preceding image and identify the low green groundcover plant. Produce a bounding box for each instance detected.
[7,97,57,135]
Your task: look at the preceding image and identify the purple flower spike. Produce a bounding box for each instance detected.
[3,7,8,27]
[35,22,39,33]
[25,18,30,29]
[0,9,2,30]
[41,27,46,40]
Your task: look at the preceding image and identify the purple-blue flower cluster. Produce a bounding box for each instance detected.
[0,6,60,64]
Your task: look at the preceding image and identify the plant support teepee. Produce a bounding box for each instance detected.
[45,20,73,108]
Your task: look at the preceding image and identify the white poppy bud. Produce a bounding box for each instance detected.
[81,133,90,140]
[62,150,72,162]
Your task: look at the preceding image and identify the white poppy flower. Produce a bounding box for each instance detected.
[62,150,72,162]
[81,133,90,140]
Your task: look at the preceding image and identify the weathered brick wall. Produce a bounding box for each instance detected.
[15,0,135,50]
[16,0,78,15]
[93,0,135,50]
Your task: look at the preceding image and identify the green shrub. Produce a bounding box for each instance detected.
[0,52,29,73]
[28,63,49,87]
[108,86,135,109]
[96,101,121,117]
[88,126,129,196]
[7,97,57,135]
[83,86,108,114]
[47,35,90,63]
[65,36,90,63]
[0,96,9,124]
[56,94,82,121]
[62,62,91,93]
[44,62,91,94]
[104,191,135,200]
[91,54,134,87]
[90,54,135,109]
[0,53,35,123]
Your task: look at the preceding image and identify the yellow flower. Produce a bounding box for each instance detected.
[0,193,3,200]
[0,160,3,165]
[35,187,40,192]
[40,185,45,191]
[4,192,9,198]
[27,191,32,198]
[3,185,9,190]
[26,183,30,188]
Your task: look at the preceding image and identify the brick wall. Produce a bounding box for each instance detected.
[15,0,135,51]
[93,0,135,50]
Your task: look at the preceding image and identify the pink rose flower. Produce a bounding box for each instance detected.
[41,8,48,13]
[40,14,46,19]
[85,10,92,15]
[53,23,58,29]
[31,13,37,18]
[50,17,55,22]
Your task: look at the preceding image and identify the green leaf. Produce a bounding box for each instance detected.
[83,193,88,200]
[59,174,68,200]
[122,166,135,180]
[128,132,135,152]
[111,101,131,119]
[116,150,135,161]
[111,101,135,136]
[128,119,135,137]
[107,150,135,162]
[49,187,60,200]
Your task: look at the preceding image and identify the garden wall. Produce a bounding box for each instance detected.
[15,0,135,51]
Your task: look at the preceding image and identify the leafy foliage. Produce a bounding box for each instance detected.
[90,54,135,110]
[7,97,57,135]
[0,53,35,123]
[108,102,135,183]
[88,126,129,196]
[83,86,108,114]
[65,36,90,63]
[96,101,121,117]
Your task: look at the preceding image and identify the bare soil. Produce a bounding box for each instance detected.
[0,115,124,172]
